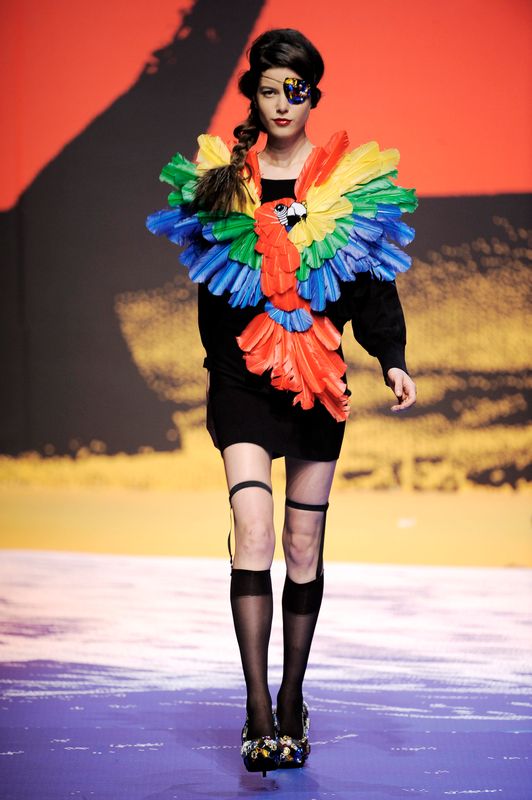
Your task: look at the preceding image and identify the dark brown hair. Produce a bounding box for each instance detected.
[192,29,324,215]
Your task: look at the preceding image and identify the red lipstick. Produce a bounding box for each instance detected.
[273,119,291,127]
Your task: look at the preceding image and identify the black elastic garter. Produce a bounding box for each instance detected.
[227,480,273,568]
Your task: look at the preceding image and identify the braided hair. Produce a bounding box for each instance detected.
[192,29,324,215]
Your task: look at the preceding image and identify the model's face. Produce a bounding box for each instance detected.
[255,67,311,140]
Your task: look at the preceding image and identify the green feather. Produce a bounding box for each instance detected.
[159,152,197,190]
[345,173,418,216]
[296,216,353,279]
[193,211,261,267]
[158,152,198,207]
[182,181,197,204]
[167,191,182,208]
[229,231,262,268]
[196,210,224,224]
[206,213,256,242]
[297,262,311,282]
[166,180,197,207]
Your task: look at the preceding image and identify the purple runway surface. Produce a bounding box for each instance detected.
[0,551,531,799]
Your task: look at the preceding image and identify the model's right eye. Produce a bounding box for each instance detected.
[260,89,275,97]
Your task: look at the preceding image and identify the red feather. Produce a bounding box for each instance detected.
[295,131,349,199]
[241,183,352,421]
[236,305,351,422]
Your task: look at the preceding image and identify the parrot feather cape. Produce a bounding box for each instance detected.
[146,131,418,421]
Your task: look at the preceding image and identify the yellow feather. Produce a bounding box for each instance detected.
[288,140,400,248]
[238,173,261,217]
[196,134,231,171]
[323,141,400,196]
[288,196,351,249]
[195,134,260,217]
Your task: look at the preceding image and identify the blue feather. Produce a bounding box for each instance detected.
[189,243,232,283]
[374,203,402,222]
[382,218,416,247]
[229,268,262,307]
[145,207,183,235]
[370,239,412,278]
[264,302,313,332]
[309,268,326,311]
[208,259,242,295]
[297,278,311,301]
[312,204,415,293]
[145,208,202,247]
[323,261,341,301]
[201,223,219,243]
[250,279,264,306]
[167,217,204,246]
[345,235,371,260]
[375,204,416,246]
[229,265,249,292]
[180,240,207,269]
[351,214,383,242]
[326,250,355,281]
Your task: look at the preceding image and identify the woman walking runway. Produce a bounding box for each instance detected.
[147,27,417,777]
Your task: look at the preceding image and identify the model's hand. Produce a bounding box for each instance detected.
[386,368,416,412]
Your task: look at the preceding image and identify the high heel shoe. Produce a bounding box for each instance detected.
[240,715,280,777]
[275,699,311,768]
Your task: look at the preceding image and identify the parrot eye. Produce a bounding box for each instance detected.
[274,203,289,226]
[273,201,307,230]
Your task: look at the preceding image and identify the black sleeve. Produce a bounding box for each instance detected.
[349,273,408,384]
[197,283,213,370]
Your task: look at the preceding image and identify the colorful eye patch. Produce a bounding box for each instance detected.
[283,77,311,105]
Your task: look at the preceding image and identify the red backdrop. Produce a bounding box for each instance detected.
[1,0,531,210]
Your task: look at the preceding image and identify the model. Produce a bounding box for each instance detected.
[146,28,418,777]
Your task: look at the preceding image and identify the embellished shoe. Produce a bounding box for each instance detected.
[275,699,311,768]
[240,716,280,777]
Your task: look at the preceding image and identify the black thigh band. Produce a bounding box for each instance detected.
[285,496,329,579]
[227,480,273,568]
[285,498,329,513]
[229,480,273,502]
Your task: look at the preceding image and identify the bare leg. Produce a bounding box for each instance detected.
[277,456,337,739]
[222,443,276,738]
[222,442,274,570]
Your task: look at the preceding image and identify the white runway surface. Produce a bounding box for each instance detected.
[1,551,531,799]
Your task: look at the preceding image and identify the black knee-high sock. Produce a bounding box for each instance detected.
[276,572,324,738]
[230,568,274,739]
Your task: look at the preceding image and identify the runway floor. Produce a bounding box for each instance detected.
[0,551,531,799]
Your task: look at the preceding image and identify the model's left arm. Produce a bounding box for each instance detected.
[350,273,416,412]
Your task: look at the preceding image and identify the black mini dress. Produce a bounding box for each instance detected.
[199,178,408,461]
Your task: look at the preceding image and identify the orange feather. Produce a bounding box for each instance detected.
[236,310,351,421]
[295,131,349,199]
